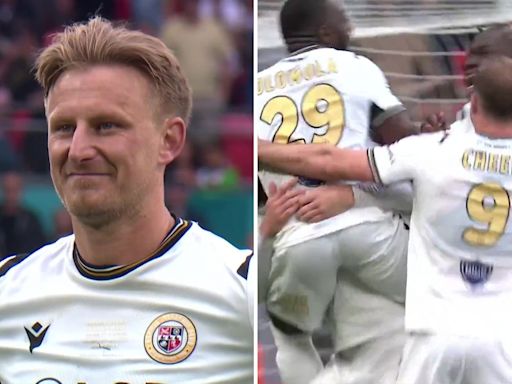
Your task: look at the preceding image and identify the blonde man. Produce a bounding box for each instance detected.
[0,17,253,383]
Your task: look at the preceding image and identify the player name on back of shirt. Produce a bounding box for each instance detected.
[257,57,338,95]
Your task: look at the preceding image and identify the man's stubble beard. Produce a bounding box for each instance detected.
[55,176,155,230]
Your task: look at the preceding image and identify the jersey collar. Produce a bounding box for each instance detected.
[289,44,321,56]
[72,215,192,281]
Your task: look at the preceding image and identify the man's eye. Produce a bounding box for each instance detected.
[55,124,75,133]
[98,122,118,130]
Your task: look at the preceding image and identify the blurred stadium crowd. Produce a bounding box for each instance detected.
[0,0,253,260]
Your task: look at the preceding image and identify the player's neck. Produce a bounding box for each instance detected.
[476,126,512,139]
[473,116,512,139]
[287,40,321,55]
[71,196,174,267]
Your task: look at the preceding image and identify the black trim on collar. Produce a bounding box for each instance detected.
[73,217,192,281]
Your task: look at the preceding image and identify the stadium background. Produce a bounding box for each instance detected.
[257,0,512,383]
[0,0,253,260]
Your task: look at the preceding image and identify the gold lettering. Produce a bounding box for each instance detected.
[280,294,309,316]
[501,155,511,175]
[462,150,471,169]
[263,76,274,93]
[474,151,487,171]
[303,64,315,80]
[488,153,498,173]
[328,58,338,73]
[257,78,264,95]
[314,60,326,76]
[289,67,302,84]
[275,71,287,89]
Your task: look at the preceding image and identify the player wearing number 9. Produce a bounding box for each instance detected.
[259,57,512,384]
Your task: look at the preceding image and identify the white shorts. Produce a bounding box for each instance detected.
[266,214,408,332]
[397,333,512,384]
[331,270,405,352]
[311,331,405,384]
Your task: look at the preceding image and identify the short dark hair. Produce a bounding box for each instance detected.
[474,24,512,57]
[474,56,512,121]
[280,0,328,41]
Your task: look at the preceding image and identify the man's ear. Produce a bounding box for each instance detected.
[159,116,186,166]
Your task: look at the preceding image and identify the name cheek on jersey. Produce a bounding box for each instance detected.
[461,149,512,175]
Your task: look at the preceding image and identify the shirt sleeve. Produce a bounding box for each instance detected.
[236,250,255,330]
[354,181,413,214]
[368,132,444,185]
[246,254,255,329]
[361,57,406,127]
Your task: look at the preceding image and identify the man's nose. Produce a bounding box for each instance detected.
[68,124,97,162]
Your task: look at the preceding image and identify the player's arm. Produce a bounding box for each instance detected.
[363,58,445,144]
[374,105,448,144]
[258,139,375,183]
[258,179,303,302]
[373,110,418,144]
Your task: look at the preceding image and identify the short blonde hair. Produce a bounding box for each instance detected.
[35,17,192,123]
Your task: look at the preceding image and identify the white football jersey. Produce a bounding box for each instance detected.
[0,218,253,383]
[257,47,404,248]
[370,118,512,337]
[456,101,471,122]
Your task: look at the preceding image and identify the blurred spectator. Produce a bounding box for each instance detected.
[165,181,208,227]
[165,141,198,188]
[0,27,39,107]
[199,0,252,32]
[0,171,46,259]
[229,23,252,108]
[74,0,116,21]
[161,0,236,142]
[21,108,49,174]
[0,132,20,172]
[196,142,240,189]
[130,0,164,35]
[52,208,72,240]
[0,0,36,39]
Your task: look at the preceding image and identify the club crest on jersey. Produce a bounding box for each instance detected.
[144,313,197,364]
[460,260,493,287]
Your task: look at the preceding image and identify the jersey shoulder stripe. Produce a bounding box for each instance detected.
[236,253,253,280]
[0,253,31,279]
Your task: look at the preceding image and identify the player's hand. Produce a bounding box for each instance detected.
[420,112,447,133]
[260,178,304,238]
[296,185,355,223]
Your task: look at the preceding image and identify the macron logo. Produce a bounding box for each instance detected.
[25,322,50,353]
